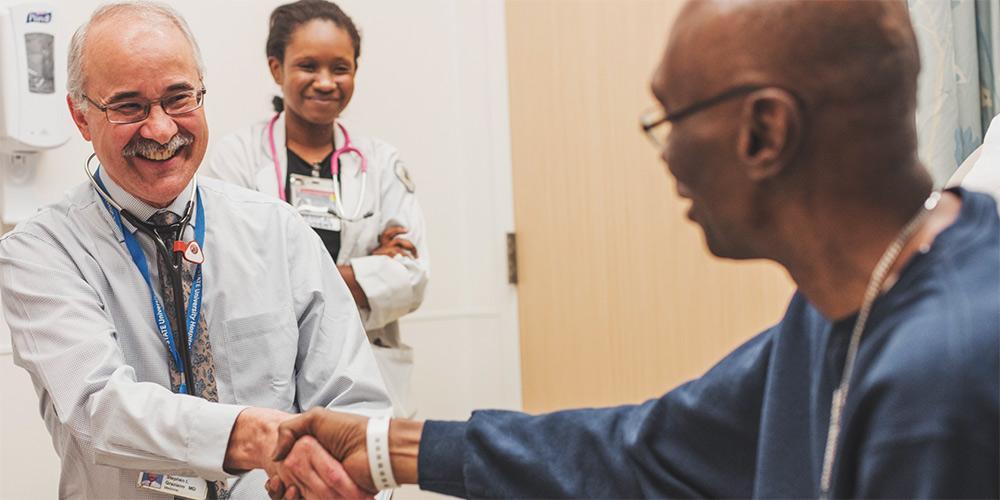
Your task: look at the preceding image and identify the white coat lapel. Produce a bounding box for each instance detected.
[255,112,288,199]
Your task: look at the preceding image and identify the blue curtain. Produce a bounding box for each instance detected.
[908,0,999,185]
[975,1,997,131]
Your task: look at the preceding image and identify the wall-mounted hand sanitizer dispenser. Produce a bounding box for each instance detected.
[0,2,69,152]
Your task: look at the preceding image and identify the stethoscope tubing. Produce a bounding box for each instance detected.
[85,154,196,248]
[85,153,199,395]
[268,112,370,221]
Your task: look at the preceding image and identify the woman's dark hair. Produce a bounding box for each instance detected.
[267,0,361,112]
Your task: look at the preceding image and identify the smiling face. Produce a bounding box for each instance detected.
[270,19,357,128]
[68,17,206,208]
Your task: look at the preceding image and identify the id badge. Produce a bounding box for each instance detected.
[288,174,342,232]
[136,472,208,500]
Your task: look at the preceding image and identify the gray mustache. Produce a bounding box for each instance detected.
[122,132,194,158]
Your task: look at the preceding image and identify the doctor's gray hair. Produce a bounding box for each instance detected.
[66,1,205,109]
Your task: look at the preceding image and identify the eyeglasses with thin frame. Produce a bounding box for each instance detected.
[639,84,772,148]
[82,87,207,125]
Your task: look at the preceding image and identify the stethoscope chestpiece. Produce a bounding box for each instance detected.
[268,112,370,220]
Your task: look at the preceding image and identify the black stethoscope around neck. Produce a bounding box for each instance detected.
[85,152,202,395]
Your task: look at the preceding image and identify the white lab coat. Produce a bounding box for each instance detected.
[203,112,429,416]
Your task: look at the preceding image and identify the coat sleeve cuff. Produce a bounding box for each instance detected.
[349,255,394,330]
[187,401,248,480]
[417,420,468,498]
[350,255,390,300]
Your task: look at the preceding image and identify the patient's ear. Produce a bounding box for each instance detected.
[737,88,802,181]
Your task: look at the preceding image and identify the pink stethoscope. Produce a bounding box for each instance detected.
[268,112,369,221]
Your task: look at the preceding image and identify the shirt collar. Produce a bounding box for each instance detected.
[98,169,197,231]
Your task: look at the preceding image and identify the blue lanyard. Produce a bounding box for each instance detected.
[94,173,206,395]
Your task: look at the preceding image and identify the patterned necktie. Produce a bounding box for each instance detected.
[148,211,229,499]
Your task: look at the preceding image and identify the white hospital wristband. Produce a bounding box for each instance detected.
[366,416,399,490]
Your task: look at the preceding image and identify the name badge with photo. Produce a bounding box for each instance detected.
[136,472,208,500]
[289,174,342,232]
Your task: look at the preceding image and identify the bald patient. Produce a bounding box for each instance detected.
[265,0,1000,498]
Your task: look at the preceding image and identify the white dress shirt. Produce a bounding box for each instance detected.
[0,171,390,499]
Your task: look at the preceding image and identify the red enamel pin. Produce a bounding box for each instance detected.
[173,240,205,264]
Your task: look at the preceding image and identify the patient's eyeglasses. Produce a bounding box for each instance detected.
[641,84,791,148]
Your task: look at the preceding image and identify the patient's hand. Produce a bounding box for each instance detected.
[266,435,373,500]
[268,408,424,498]
[271,408,374,495]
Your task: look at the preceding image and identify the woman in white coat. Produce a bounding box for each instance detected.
[204,0,428,417]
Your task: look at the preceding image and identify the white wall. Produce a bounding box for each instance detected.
[0,1,519,498]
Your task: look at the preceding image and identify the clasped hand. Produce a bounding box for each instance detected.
[372,226,418,259]
[264,409,374,500]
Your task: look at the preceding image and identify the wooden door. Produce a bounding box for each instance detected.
[506,0,796,412]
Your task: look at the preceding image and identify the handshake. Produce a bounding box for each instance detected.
[232,408,423,500]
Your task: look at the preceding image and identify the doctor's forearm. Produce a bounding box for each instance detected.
[338,264,370,309]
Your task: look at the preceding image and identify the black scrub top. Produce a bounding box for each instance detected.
[285,148,342,260]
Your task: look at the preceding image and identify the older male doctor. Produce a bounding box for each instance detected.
[0,2,389,499]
